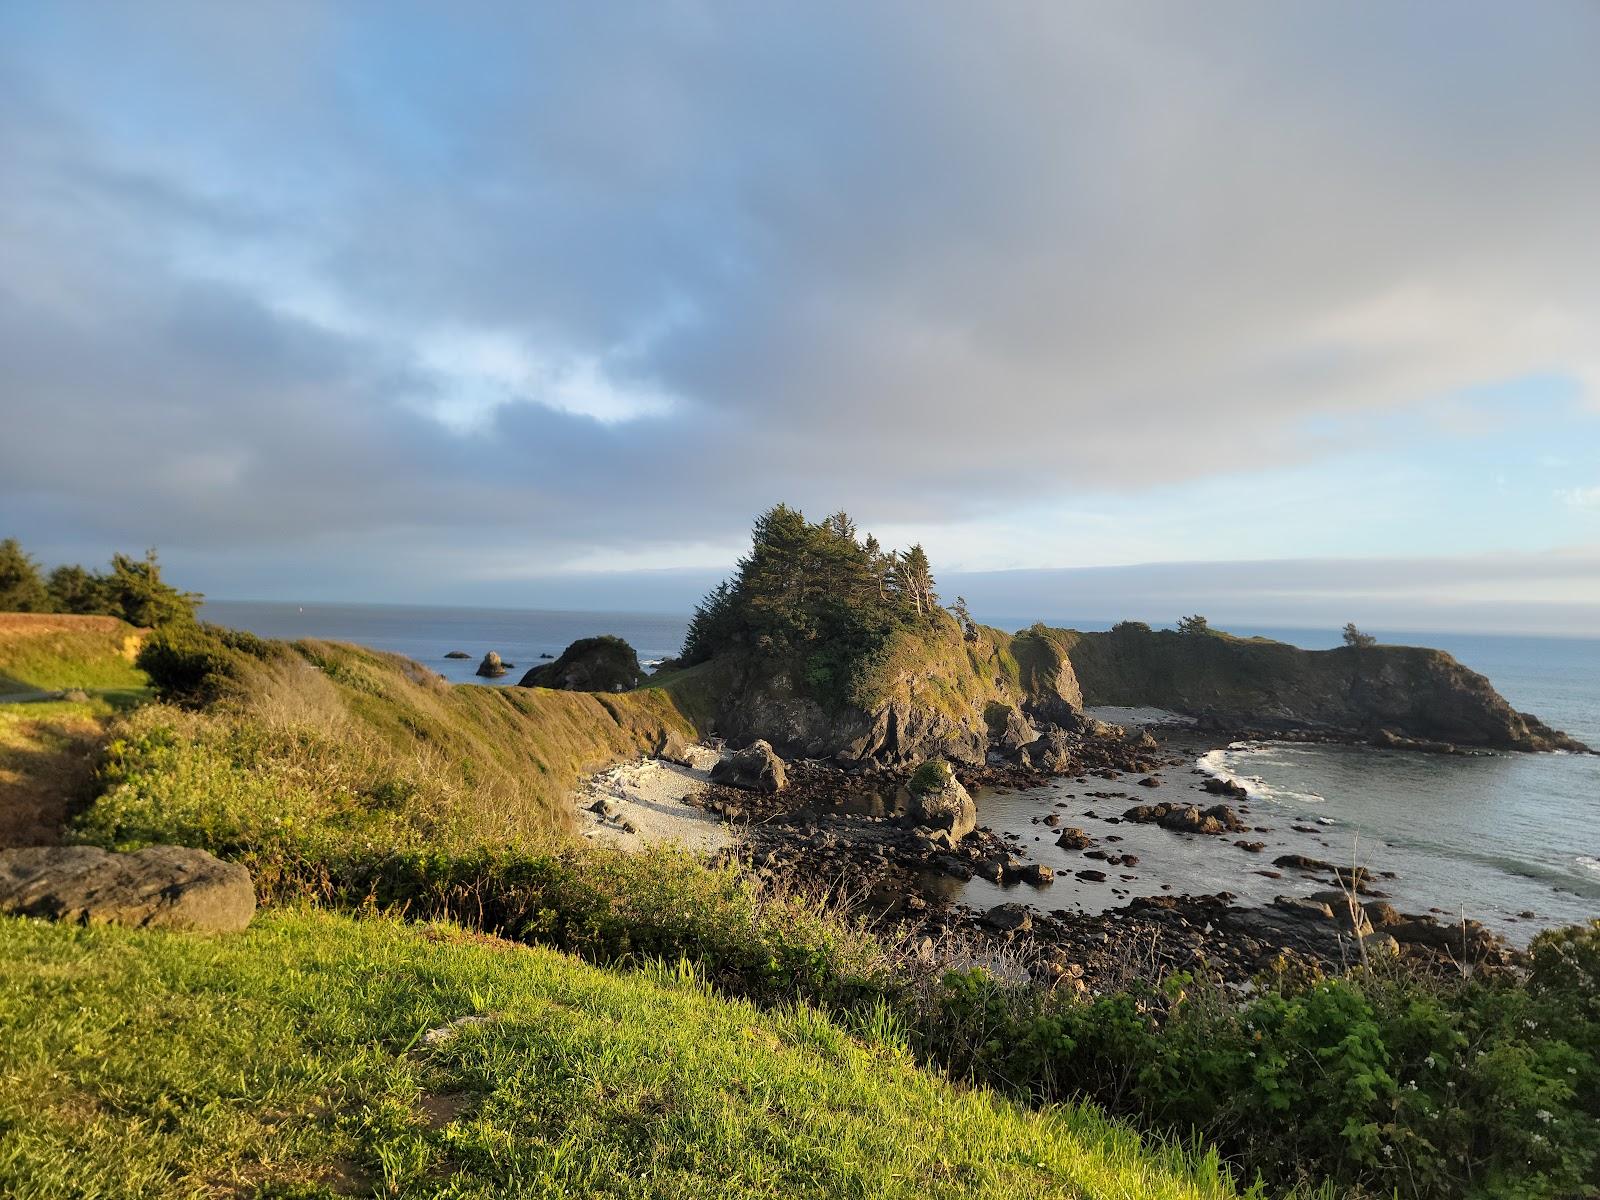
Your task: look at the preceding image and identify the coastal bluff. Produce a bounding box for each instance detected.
[1056,624,1587,753]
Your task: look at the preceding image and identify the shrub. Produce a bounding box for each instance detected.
[1176,614,1212,636]
[135,622,271,705]
[1112,620,1153,635]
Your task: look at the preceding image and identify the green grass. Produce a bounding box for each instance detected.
[0,614,149,699]
[0,910,1257,1200]
[78,637,703,877]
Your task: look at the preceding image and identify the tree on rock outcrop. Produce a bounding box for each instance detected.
[1342,622,1377,649]
[678,505,953,706]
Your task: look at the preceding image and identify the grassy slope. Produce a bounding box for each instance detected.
[81,638,702,875]
[0,613,148,700]
[0,910,1252,1200]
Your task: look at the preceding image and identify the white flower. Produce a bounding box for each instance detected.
[1536,1109,1553,1123]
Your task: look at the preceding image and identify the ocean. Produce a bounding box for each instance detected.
[201,601,1599,937]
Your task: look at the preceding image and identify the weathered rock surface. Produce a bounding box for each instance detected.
[518,636,645,692]
[444,650,472,660]
[1123,801,1247,835]
[475,651,508,678]
[0,845,255,932]
[710,740,788,793]
[906,759,977,841]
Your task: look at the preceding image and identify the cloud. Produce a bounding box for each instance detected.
[1560,487,1600,511]
[1,2,1598,612]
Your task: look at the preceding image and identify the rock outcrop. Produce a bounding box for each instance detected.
[475,651,508,678]
[0,845,255,932]
[518,636,646,692]
[710,740,788,793]
[700,621,1090,769]
[906,759,977,841]
[1061,624,1588,752]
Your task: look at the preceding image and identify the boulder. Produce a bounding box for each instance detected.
[906,759,977,841]
[1012,862,1054,886]
[984,702,1037,752]
[1273,895,1335,921]
[1017,731,1075,772]
[1055,827,1092,850]
[1202,776,1248,798]
[710,740,788,793]
[519,636,645,692]
[0,845,255,932]
[444,650,472,660]
[981,902,1033,932]
[475,651,508,678]
[655,731,722,772]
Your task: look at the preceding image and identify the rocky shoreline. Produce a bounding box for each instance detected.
[662,720,1524,993]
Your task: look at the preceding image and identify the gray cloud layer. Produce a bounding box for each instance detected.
[2,3,1598,619]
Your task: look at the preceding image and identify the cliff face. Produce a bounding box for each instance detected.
[685,621,1087,767]
[1060,627,1587,752]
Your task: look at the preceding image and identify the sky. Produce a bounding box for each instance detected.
[2,2,1598,634]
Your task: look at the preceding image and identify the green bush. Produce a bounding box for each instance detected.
[134,622,272,705]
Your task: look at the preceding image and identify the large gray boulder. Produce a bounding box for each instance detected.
[710,740,788,793]
[907,759,977,841]
[0,845,256,932]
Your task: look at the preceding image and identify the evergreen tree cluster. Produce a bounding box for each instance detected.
[681,505,947,702]
[0,538,201,628]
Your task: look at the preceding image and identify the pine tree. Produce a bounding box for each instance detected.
[0,538,49,612]
[102,549,201,628]
[46,564,108,614]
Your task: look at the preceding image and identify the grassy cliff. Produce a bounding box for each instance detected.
[1061,624,1586,750]
[79,631,701,882]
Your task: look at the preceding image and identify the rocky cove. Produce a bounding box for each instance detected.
[574,713,1542,995]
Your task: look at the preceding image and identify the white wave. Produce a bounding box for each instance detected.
[1578,856,1600,874]
[1197,744,1326,806]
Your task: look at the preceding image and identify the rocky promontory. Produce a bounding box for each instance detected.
[1059,624,1587,753]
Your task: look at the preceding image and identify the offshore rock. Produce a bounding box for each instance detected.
[519,636,645,692]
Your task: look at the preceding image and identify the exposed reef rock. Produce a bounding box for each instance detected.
[1060,625,1588,753]
[475,651,507,678]
[519,636,646,692]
